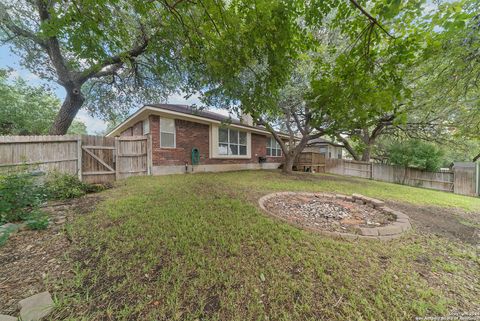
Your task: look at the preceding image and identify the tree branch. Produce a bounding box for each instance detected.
[35,0,73,86]
[349,0,396,39]
[336,134,360,160]
[0,4,46,48]
[78,40,149,83]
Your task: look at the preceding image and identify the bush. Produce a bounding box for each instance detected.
[44,172,89,200]
[387,140,444,172]
[0,170,45,224]
[25,209,49,230]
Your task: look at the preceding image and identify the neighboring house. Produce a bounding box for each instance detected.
[106,104,287,175]
[305,138,345,159]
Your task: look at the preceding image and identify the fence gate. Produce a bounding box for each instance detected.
[81,135,116,184]
[115,136,150,180]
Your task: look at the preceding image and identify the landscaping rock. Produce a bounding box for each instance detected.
[377,225,403,236]
[0,314,17,321]
[359,227,379,236]
[260,192,407,241]
[0,223,19,234]
[395,221,411,232]
[370,199,385,208]
[351,193,364,200]
[18,291,53,321]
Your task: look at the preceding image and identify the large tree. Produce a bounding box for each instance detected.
[0,0,217,134]
[0,69,86,135]
[179,0,425,173]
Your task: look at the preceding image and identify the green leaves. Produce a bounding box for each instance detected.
[0,70,86,135]
[387,140,444,171]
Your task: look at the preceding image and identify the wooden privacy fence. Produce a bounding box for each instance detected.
[295,152,326,173]
[323,158,478,196]
[0,135,151,184]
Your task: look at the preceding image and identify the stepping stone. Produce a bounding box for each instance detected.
[18,291,53,321]
[0,314,17,321]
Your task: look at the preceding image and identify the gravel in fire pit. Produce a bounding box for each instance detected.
[263,194,395,234]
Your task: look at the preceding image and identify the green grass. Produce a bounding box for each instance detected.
[213,171,480,211]
[51,171,480,320]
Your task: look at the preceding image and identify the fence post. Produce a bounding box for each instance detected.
[370,162,373,180]
[115,137,120,181]
[475,162,480,196]
[147,133,153,176]
[77,136,82,181]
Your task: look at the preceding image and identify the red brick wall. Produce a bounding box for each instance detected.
[148,115,284,166]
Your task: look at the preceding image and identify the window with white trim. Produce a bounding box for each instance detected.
[160,118,175,148]
[218,128,247,156]
[266,137,282,156]
[143,119,150,135]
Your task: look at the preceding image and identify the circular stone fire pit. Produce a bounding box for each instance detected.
[259,192,411,241]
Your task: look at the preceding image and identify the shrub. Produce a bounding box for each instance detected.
[387,140,444,172]
[44,172,89,200]
[25,209,49,230]
[0,170,45,224]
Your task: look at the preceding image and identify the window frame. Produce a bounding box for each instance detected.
[218,127,248,156]
[266,137,282,157]
[159,118,176,148]
[143,118,150,135]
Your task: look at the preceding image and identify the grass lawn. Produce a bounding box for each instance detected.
[51,171,480,320]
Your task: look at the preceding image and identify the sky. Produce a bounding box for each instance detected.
[0,45,231,134]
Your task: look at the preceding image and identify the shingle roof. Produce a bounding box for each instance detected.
[147,104,241,124]
[146,104,273,132]
[106,103,295,138]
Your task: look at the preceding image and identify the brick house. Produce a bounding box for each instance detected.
[106,104,287,174]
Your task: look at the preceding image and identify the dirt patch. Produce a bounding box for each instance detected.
[0,195,101,315]
[263,193,395,234]
[387,201,480,245]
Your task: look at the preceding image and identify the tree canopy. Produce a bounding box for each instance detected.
[1,0,479,168]
[0,69,86,135]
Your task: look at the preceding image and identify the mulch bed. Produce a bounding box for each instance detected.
[263,194,395,234]
[0,195,101,315]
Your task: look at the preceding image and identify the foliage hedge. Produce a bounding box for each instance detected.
[0,169,103,227]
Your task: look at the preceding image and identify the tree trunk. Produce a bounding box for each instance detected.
[336,135,360,161]
[49,89,85,135]
[282,152,296,174]
[281,140,309,174]
[361,146,371,162]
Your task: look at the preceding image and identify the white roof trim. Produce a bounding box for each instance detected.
[106,106,294,139]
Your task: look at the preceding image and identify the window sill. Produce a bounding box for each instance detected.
[211,155,251,159]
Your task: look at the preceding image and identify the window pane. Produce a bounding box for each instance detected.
[219,143,228,155]
[219,128,228,143]
[161,133,175,148]
[229,144,238,155]
[266,137,271,148]
[160,118,175,133]
[239,132,247,144]
[239,145,247,155]
[276,148,282,157]
[230,130,238,144]
[266,148,271,156]
[143,120,149,134]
